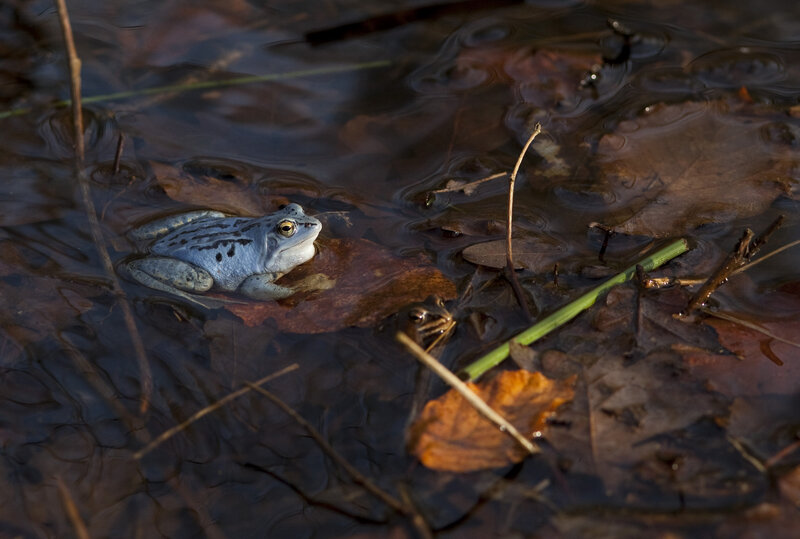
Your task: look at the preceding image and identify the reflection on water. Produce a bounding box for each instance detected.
[1,0,799,536]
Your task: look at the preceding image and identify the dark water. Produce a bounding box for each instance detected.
[1,0,800,537]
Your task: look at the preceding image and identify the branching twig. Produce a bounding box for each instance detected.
[55,0,154,413]
[133,364,298,459]
[684,216,783,315]
[245,381,433,539]
[733,238,800,275]
[396,331,539,455]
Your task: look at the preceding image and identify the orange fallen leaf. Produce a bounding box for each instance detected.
[408,370,575,472]
[226,238,457,331]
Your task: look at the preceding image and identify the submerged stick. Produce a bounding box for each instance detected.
[460,238,689,381]
[245,382,432,538]
[397,332,539,455]
[55,0,155,413]
[133,364,298,459]
[734,238,800,275]
[684,216,782,315]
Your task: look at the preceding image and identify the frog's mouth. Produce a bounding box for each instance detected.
[274,225,320,267]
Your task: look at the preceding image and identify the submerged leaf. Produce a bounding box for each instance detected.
[226,238,457,331]
[150,162,282,216]
[683,315,800,397]
[596,101,796,237]
[457,46,600,110]
[408,370,575,472]
[462,237,568,271]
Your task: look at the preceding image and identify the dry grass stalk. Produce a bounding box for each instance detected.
[396,331,539,455]
[505,123,543,319]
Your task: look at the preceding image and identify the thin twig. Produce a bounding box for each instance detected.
[245,382,433,538]
[684,229,754,315]
[54,0,83,164]
[396,331,539,455]
[733,238,800,275]
[133,364,298,459]
[745,215,784,258]
[397,484,434,539]
[241,462,389,524]
[112,132,125,175]
[430,172,507,194]
[506,123,542,268]
[55,0,154,414]
[56,476,91,539]
[63,340,149,446]
[685,216,784,314]
[701,308,800,349]
[727,436,768,474]
[765,439,800,468]
[505,124,542,320]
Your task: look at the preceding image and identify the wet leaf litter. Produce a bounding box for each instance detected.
[3,1,800,538]
[596,100,795,237]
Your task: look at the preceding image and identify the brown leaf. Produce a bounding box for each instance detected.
[457,46,601,109]
[462,237,568,271]
[150,162,281,216]
[225,238,457,331]
[596,101,795,237]
[0,243,94,348]
[408,371,575,472]
[683,315,800,397]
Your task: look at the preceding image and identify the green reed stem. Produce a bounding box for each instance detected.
[459,238,690,381]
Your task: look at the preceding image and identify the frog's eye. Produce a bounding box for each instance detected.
[277,220,297,237]
[408,308,427,323]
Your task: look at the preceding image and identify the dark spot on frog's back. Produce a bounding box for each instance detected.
[216,252,223,262]
[197,238,253,251]
[227,245,235,257]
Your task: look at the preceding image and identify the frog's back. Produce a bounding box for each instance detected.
[150,217,265,289]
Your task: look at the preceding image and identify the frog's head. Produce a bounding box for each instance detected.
[263,203,322,274]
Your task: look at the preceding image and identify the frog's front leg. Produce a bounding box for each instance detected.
[126,256,214,296]
[129,210,227,242]
[238,273,294,300]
